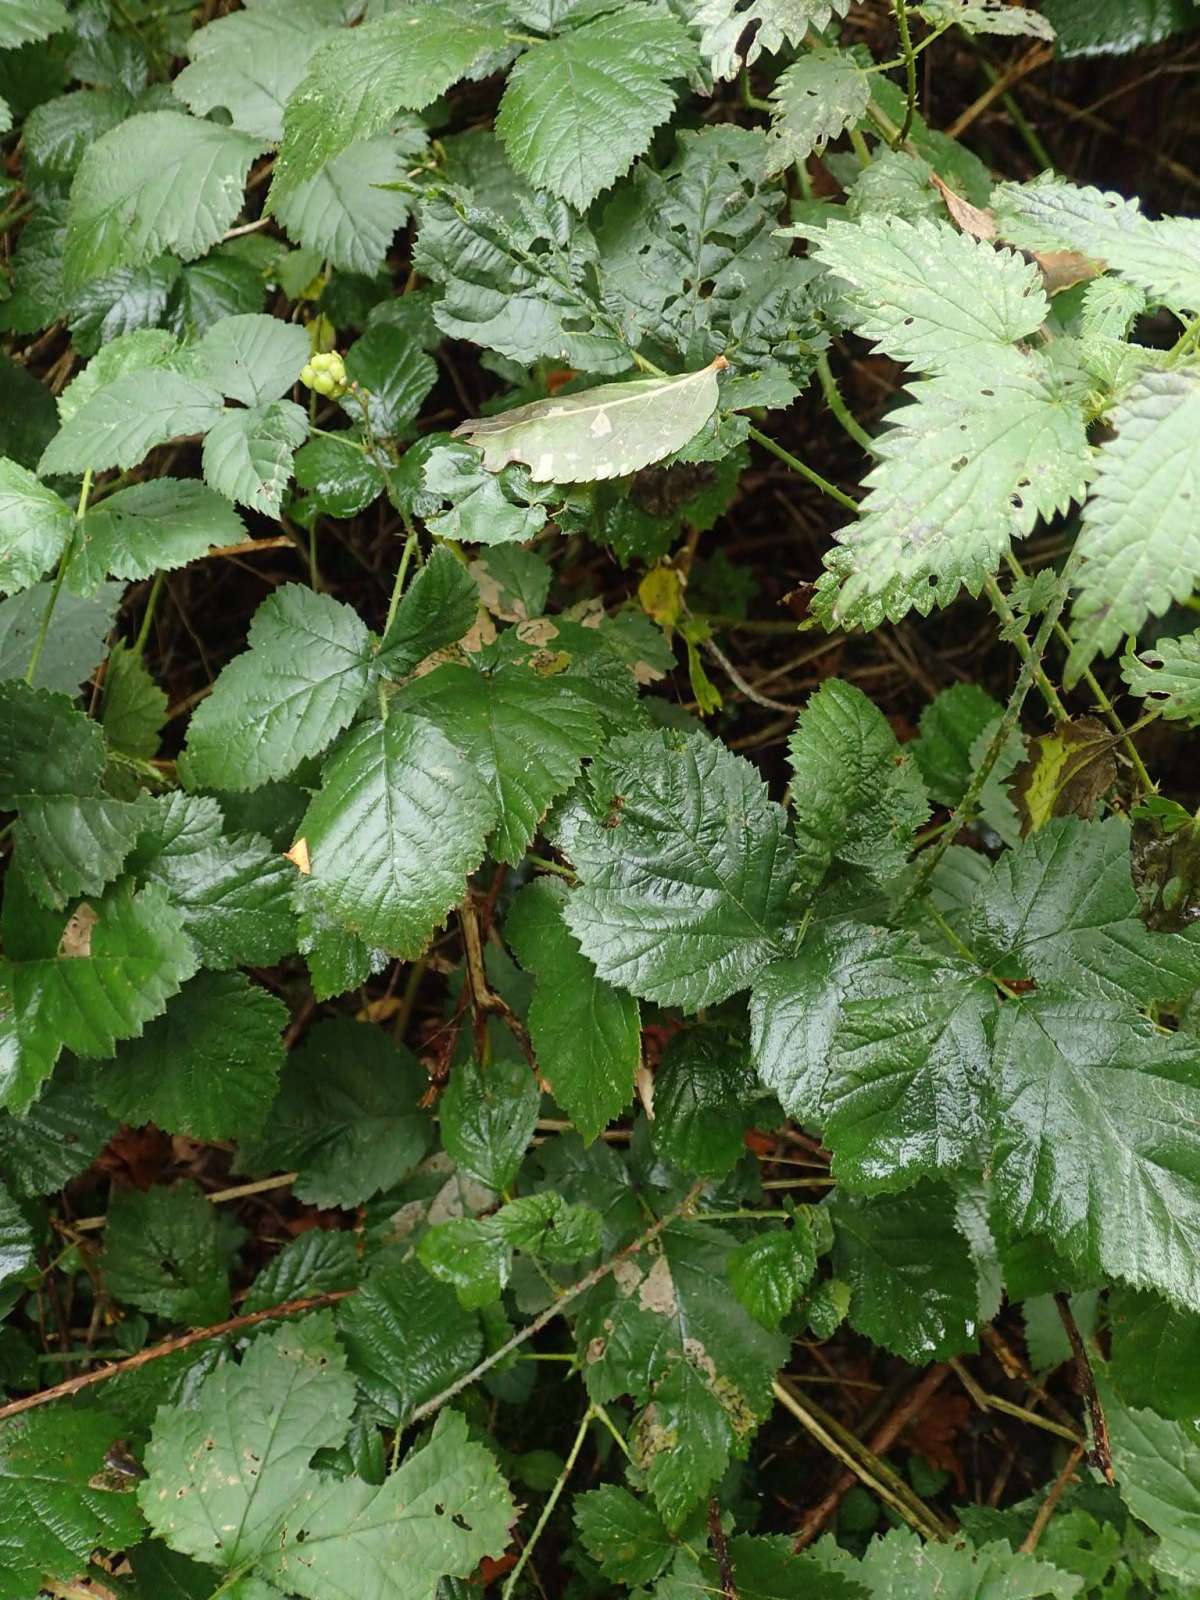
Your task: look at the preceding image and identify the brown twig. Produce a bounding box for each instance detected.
[1020,1444,1086,1553]
[1055,1294,1113,1483]
[0,1290,355,1424]
[709,1496,739,1600]
[945,43,1053,140]
[792,1363,951,1548]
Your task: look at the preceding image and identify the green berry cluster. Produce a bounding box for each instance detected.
[300,350,348,398]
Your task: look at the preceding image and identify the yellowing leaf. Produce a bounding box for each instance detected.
[453,359,727,484]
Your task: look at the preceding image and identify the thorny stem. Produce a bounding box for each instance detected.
[984,574,1068,722]
[132,570,165,658]
[383,520,420,639]
[816,354,877,455]
[891,0,919,146]
[1055,1293,1114,1483]
[1165,310,1200,367]
[896,556,1077,916]
[501,1407,595,1600]
[746,424,859,512]
[25,468,92,686]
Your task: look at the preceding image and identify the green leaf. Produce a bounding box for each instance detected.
[91,971,288,1141]
[441,1052,539,1194]
[454,363,723,484]
[494,1190,601,1261]
[751,923,944,1122]
[968,817,1200,1008]
[173,6,338,141]
[496,7,698,211]
[140,1314,353,1558]
[1106,1389,1200,1585]
[58,328,184,424]
[275,133,420,276]
[916,0,1057,38]
[184,585,373,790]
[293,435,386,521]
[13,792,152,910]
[270,7,507,206]
[727,1222,817,1329]
[812,216,1049,373]
[505,876,639,1142]
[830,1184,979,1362]
[0,0,69,49]
[652,1026,759,1177]
[420,442,549,545]
[377,546,480,677]
[1067,370,1200,672]
[0,880,198,1113]
[1108,1286,1200,1420]
[992,175,1200,313]
[0,1409,146,1600]
[102,641,168,761]
[687,0,851,78]
[562,731,800,1010]
[71,478,245,591]
[134,794,296,968]
[1040,0,1197,56]
[766,49,870,174]
[202,398,309,515]
[848,1527,1082,1598]
[298,711,497,955]
[39,371,227,477]
[395,662,605,863]
[414,189,629,374]
[341,324,438,439]
[575,1485,674,1587]
[0,457,73,595]
[243,1228,360,1315]
[64,112,264,292]
[197,312,311,407]
[104,1181,230,1324]
[825,352,1091,625]
[1123,629,1200,724]
[337,1261,483,1425]
[788,679,930,889]
[576,1221,788,1525]
[236,1017,431,1208]
[418,1217,511,1309]
[990,993,1200,1309]
[0,581,123,694]
[912,683,1004,807]
[0,1062,117,1198]
[0,1180,32,1291]
[0,680,104,799]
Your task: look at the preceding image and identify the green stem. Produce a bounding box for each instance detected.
[1165,311,1200,368]
[896,557,1076,916]
[133,570,165,658]
[892,0,919,147]
[25,468,92,686]
[816,354,877,455]
[984,574,1067,721]
[847,125,873,169]
[1003,553,1156,795]
[746,424,859,512]
[501,1409,594,1600]
[383,521,419,640]
[969,48,1053,170]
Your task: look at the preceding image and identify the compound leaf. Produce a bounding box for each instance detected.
[39,371,227,477]
[202,399,309,516]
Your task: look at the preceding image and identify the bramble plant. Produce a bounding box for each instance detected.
[2,0,1200,1595]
